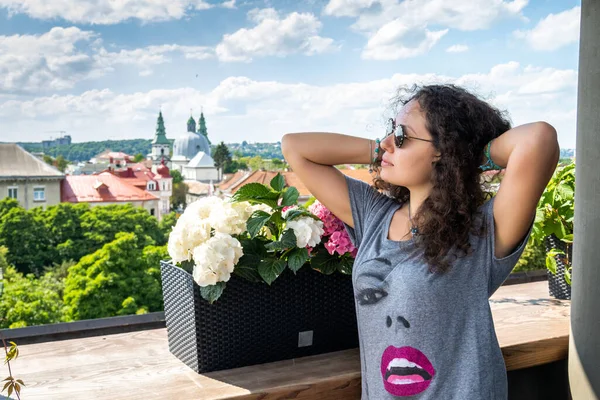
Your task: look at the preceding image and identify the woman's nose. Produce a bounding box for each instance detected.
[380,133,395,153]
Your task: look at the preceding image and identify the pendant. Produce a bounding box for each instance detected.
[410,226,419,236]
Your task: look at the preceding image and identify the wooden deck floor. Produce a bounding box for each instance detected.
[10,281,570,400]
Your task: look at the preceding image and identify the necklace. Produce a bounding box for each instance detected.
[408,201,419,237]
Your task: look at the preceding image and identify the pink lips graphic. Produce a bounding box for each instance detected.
[380,346,436,396]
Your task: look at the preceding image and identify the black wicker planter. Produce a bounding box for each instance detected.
[544,235,572,300]
[160,260,359,373]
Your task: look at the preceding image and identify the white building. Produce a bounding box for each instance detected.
[171,114,219,182]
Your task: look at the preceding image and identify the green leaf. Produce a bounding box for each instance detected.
[270,173,285,192]
[556,183,574,201]
[565,267,572,285]
[246,211,272,238]
[199,282,226,304]
[258,259,286,285]
[546,254,557,275]
[311,250,339,275]
[562,234,574,243]
[547,248,565,257]
[231,183,281,208]
[337,257,354,275]
[281,187,299,206]
[287,248,309,273]
[265,229,297,251]
[233,263,262,283]
[284,209,308,221]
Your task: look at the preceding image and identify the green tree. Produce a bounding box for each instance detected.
[55,155,68,172]
[170,169,184,184]
[249,155,263,171]
[224,160,248,174]
[0,198,19,220]
[43,154,53,165]
[0,250,64,329]
[63,233,166,320]
[212,142,232,181]
[0,207,51,275]
[133,153,145,162]
[171,182,188,210]
[159,211,178,236]
[79,204,166,253]
[35,202,90,264]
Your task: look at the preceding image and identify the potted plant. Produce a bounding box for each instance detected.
[161,173,359,373]
[530,161,575,300]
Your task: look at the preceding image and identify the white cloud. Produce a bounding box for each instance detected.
[0,62,578,148]
[0,27,215,93]
[514,6,580,51]
[0,0,242,24]
[325,0,528,31]
[324,0,527,59]
[446,44,469,53]
[0,27,101,93]
[215,8,337,62]
[221,0,236,8]
[323,0,380,17]
[362,20,448,60]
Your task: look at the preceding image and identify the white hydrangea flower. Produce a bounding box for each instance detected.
[207,201,242,235]
[285,217,324,248]
[184,196,224,220]
[167,218,211,263]
[191,233,244,287]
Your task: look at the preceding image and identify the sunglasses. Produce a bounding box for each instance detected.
[385,118,433,148]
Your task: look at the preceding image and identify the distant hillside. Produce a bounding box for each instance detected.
[14,138,284,162]
[17,139,155,162]
[227,141,283,159]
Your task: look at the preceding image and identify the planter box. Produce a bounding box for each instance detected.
[160,260,359,373]
[544,235,572,300]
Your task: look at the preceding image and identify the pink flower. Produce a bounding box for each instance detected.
[308,201,345,236]
[308,200,357,258]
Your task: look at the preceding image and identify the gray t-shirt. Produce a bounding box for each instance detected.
[343,175,532,400]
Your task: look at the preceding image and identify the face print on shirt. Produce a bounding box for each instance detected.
[355,257,436,397]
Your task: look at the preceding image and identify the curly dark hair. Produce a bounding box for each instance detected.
[372,84,511,273]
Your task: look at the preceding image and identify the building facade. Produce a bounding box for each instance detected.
[0,144,64,209]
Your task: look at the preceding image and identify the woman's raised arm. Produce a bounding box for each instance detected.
[281,132,377,229]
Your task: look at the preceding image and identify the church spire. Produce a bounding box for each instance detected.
[197,110,211,145]
[186,110,196,133]
[152,111,170,145]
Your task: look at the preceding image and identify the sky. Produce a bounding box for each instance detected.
[0,0,581,148]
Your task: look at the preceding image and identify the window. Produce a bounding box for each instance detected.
[161,148,165,155]
[148,182,155,190]
[8,187,17,199]
[33,187,45,201]
[150,208,155,216]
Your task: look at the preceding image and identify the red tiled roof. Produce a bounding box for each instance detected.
[106,164,160,188]
[61,172,159,203]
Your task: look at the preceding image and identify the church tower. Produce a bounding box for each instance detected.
[151,111,171,165]
[197,111,211,145]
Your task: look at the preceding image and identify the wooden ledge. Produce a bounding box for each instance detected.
[13,281,570,400]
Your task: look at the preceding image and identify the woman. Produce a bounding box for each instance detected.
[281,84,559,399]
